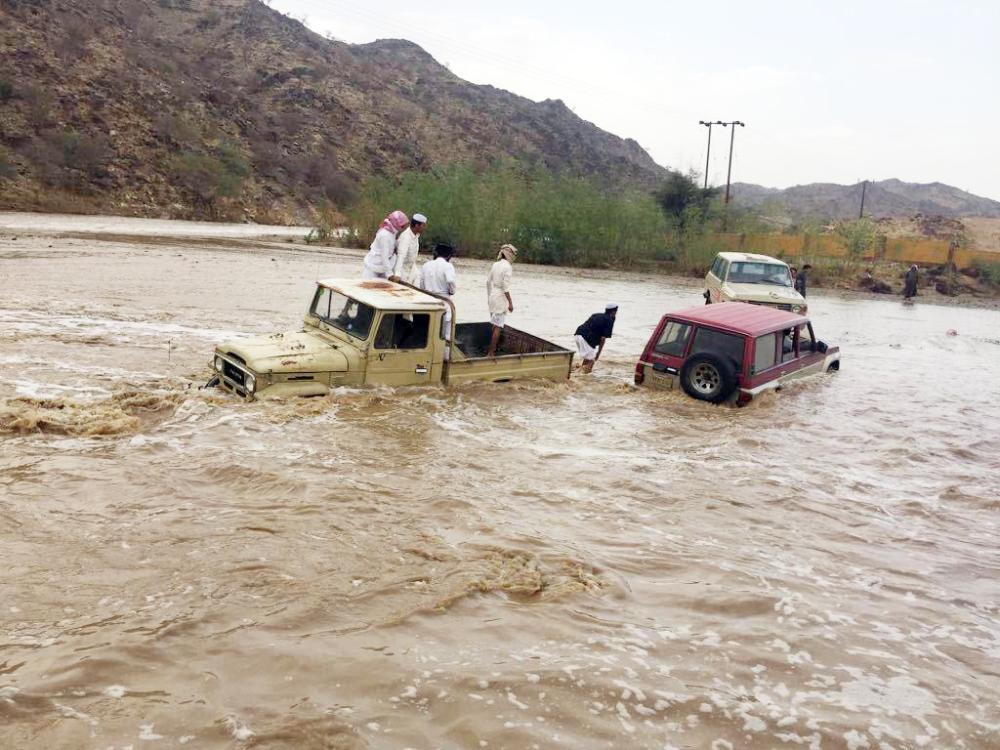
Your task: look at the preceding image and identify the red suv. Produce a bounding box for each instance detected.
[635,303,840,404]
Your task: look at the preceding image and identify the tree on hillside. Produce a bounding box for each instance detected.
[654,171,719,231]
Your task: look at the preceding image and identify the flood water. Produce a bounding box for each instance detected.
[2,221,999,749]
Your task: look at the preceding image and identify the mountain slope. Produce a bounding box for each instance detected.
[730,179,1000,221]
[0,0,666,221]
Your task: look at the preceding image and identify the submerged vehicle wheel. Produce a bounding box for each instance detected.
[680,352,737,403]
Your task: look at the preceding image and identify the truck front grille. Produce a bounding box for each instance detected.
[746,301,792,311]
[223,360,246,387]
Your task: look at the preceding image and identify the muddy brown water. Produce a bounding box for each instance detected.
[1,224,999,749]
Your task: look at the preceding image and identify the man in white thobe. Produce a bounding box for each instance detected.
[390,213,427,285]
[420,243,457,360]
[486,244,517,357]
[362,210,408,279]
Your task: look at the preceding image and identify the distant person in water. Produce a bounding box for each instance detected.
[362,210,408,279]
[904,264,918,299]
[574,304,618,374]
[795,264,811,296]
[485,244,517,357]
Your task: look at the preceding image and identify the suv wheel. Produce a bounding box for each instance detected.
[680,352,737,403]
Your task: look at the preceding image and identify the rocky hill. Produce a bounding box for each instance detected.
[730,179,1000,222]
[0,0,667,221]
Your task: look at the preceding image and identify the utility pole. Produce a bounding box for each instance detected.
[858,180,868,219]
[723,120,745,205]
[721,121,745,231]
[698,120,726,189]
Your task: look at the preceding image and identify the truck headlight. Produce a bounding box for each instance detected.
[214,355,225,372]
[791,305,802,313]
[245,373,256,392]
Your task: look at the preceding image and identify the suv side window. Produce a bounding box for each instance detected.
[754,333,778,372]
[691,327,744,369]
[654,321,692,357]
[374,314,430,350]
[719,259,730,282]
[710,256,723,278]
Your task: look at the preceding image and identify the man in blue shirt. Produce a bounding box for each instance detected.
[574,303,618,374]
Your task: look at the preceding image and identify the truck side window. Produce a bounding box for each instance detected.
[374,314,430,350]
[691,327,744,370]
[312,286,332,318]
[754,333,778,372]
[654,321,691,357]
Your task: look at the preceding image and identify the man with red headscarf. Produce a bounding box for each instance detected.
[362,210,408,279]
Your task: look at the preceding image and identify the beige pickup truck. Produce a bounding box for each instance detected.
[207,279,574,400]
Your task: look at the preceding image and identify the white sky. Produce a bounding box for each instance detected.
[269,0,1000,200]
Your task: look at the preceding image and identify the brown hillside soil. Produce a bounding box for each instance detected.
[0,0,664,222]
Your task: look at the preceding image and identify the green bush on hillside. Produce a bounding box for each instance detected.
[343,163,669,268]
[172,141,249,215]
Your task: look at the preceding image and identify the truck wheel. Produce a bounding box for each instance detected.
[680,352,737,403]
[703,289,712,305]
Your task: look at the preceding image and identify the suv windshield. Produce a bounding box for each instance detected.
[727,262,791,287]
[311,286,375,339]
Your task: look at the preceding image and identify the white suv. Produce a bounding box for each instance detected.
[704,252,807,313]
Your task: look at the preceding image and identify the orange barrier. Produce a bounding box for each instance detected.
[713,233,999,267]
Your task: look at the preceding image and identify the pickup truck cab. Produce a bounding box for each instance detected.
[634,302,839,404]
[704,251,807,313]
[208,279,573,400]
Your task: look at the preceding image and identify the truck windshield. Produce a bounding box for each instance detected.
[727,262,791,287]
[311,286,375,339]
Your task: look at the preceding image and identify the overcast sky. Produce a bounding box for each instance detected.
[269,0,999,200]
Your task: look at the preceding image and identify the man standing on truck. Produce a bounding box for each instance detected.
[574,303,618,374]
[421,243,457,359]
[390,213,427,284]
[362,210,408,279]
[486,244,517,358]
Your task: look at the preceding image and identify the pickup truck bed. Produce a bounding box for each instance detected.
[447,323,574,384]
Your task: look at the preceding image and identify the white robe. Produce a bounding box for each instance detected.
[362,227,397,277]
[393,227,421,284]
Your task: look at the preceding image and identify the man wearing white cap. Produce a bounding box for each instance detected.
[390,213,427,285]
[574,303,618,373]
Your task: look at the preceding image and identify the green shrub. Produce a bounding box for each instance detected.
[974,260,1000,286]
[172,141,248,213]
[344,162,669,268]
[0,146,16,180]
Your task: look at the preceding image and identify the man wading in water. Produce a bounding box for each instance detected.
[904,264,919,300]
[574,303,618,373]
[486,244,517,358]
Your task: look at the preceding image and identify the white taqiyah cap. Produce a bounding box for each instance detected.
[606,303,619,310]
[413,213,427,223]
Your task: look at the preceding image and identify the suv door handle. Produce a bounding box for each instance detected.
[415,365,428,375]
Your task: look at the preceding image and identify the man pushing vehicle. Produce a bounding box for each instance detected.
[574,303,618,374]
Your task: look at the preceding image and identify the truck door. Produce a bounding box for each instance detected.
[365,312,434,386]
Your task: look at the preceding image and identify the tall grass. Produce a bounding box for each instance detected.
[343,163,670,268]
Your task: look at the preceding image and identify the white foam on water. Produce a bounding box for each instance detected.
[53,702,98,726]
[103,685,127,699]
[224,716,255,742]
[138,724,163,741]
